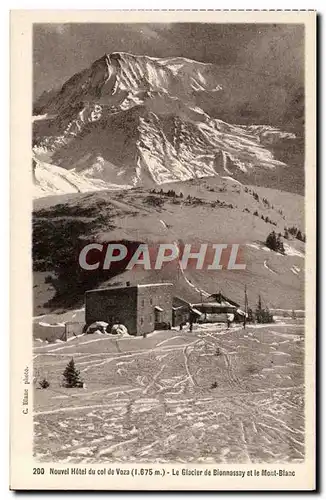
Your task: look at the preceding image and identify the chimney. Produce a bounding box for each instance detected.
[126,281,130,287]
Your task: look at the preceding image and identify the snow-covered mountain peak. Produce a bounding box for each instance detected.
[32,51,300,198]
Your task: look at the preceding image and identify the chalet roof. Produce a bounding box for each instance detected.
[192,302,237,309]
[190,308,202,316]
[205,293,240,308]
[173,296,192,306]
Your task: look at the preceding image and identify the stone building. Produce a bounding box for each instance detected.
[85,282,173,335]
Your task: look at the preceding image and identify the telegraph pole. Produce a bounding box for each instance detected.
[243,285,248,329]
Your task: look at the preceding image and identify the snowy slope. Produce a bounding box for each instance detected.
[34,157,133,198]
[33,176,305,314]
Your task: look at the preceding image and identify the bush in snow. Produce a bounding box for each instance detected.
[39,378,50,389]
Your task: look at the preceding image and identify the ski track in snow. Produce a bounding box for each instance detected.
[173,240,210,298]
[221,176,243,185]
[283,243,305,259]
[34,316,304,464]
[264,260,276,274]
[158,218,210,299]
[291,265,301,275]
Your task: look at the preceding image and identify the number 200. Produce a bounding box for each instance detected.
[33,468,44,475]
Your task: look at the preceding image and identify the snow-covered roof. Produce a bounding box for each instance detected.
[86,282,173,293]
[192,302,237,309]
[190,308,202,316]
[138,283,173,288]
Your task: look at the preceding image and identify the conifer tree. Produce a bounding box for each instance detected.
[62,358,83,388]
[266,230,277,251]
[277,233,285,254]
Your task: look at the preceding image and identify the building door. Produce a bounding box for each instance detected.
[154,306,163,328]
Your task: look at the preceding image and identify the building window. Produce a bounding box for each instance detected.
[141,299,145,307]
[140,317,144,325]
[150,298,153,305]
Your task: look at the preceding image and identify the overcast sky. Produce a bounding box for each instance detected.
[33,23,304,99]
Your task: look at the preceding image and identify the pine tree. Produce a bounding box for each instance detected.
[277,233,285,254]
[266,230,277,251]
[255,296,274,324]
[256,295,263,320]
[296,230,303,241]
[266,231,285,254]
[62,358,83,388]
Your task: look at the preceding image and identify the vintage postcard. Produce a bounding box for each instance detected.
[10,10,316,490]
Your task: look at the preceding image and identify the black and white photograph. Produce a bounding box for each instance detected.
[10,10,316,491]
